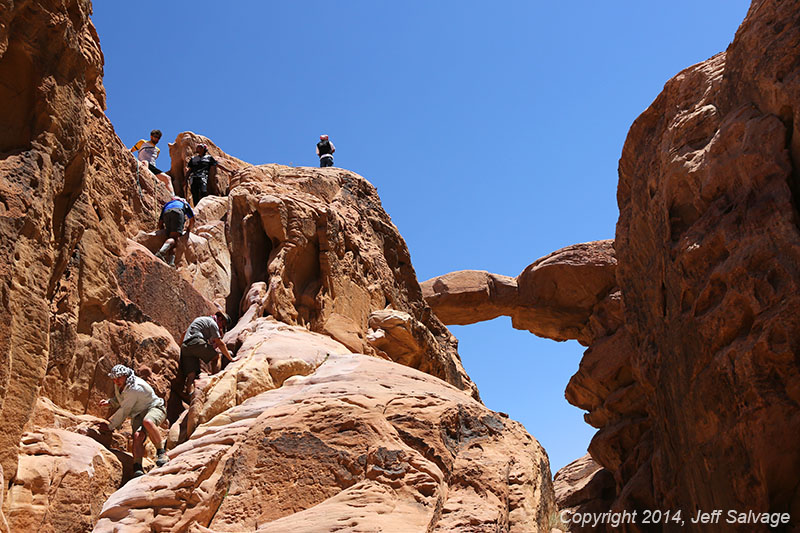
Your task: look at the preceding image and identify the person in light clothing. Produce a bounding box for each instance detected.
[131,129,174,194]
[99,364,168,477]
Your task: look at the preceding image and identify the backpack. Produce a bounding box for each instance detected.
[317,140,332,156]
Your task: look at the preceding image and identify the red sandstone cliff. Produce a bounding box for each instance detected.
[425,1,800,531]
[5,0,799,531]
[0,1,556,531]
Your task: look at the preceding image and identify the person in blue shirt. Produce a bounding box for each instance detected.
[155,196,194,266]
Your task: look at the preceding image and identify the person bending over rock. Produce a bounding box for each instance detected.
[99,365,168,478]
[180,311,235,398]
[316,134,335,167]
[155,195,195,266]
[131,129,174,194]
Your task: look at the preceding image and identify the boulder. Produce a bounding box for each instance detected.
[97,352,555,532]
[4,428,121,533]
[553,455,615,533]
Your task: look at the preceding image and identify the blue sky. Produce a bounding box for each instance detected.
[92,1,752,473]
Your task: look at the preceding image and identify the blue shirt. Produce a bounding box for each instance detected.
[162,199,194,218]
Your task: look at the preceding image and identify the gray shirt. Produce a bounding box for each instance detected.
[107,376,164,431]
[184,316,220,345]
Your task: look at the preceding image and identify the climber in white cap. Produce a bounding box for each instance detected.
[99,364,169,478]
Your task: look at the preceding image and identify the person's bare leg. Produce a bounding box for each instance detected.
[183,371,196,398]
[143,418,169,466]
[133,430,145,462]
[157,238,175,256]
[132,429,146,476]
[142,419,162,450]
[156,172,174,195]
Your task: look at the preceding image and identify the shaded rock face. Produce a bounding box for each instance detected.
[0,0,558,530]
[425,1,800,530]
[612,0,800,522]
[553,455,615,533]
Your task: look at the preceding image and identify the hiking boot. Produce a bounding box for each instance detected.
[154,250,166,263]
[156,450,169,467]
[132,464,144,478]
[167,254,175,267]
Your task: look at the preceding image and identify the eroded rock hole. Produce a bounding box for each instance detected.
[0,41,36,153]
[778,105,800,230]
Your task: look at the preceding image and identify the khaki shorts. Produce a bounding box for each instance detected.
[131,402,167,434]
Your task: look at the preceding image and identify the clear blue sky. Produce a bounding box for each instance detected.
[92,1,752,474]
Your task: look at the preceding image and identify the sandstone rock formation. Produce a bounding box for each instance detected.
[225,163,477,398]
[610,0,800,522]
[6,427,121,533]
[0,0,557,530]
[0,0,174,486]
[97,339,554,532]
[424,1,800,530]
[552,455,615,533]
[422,241,617,345]
[12,0,800,530]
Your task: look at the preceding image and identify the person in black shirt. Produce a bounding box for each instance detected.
[185,143,219,205]
[316,134,335,168]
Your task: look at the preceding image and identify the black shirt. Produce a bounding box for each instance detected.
[317,140,333,156]
[187,154,218,179]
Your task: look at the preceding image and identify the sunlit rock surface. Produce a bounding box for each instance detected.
[97,348,555,532]
[0,0,558,530]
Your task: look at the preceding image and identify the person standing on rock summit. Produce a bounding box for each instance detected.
[155,195,195,266]
[180,311,235,398]
[316,134,335,167]
[99,365,169,478]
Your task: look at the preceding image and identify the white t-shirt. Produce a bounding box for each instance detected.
[132,139,161,165]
